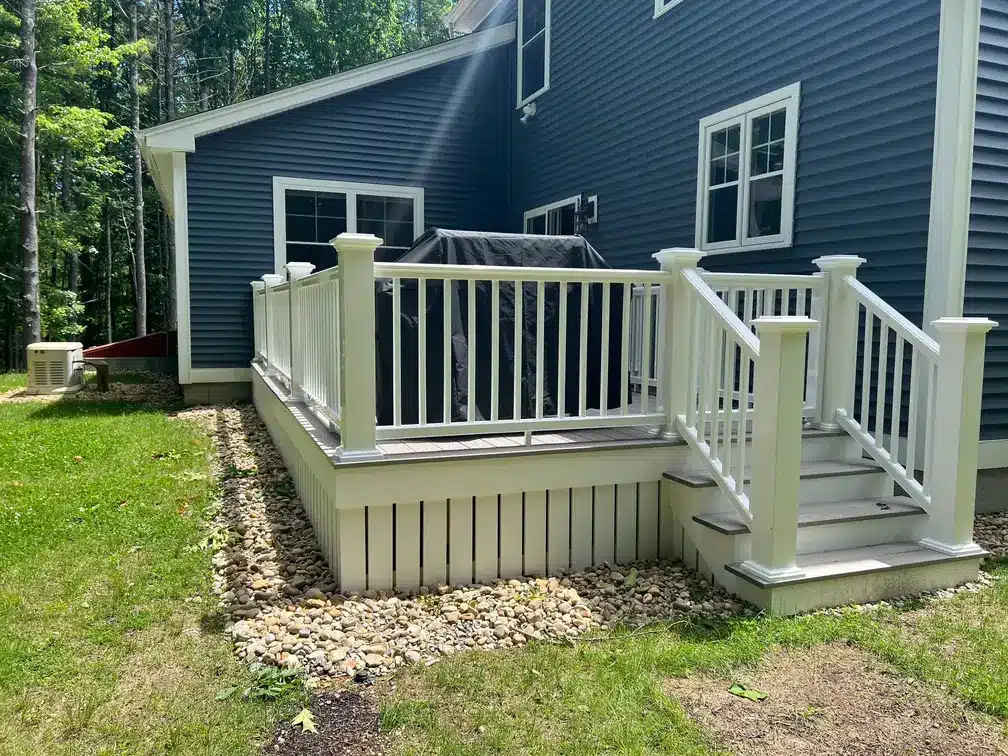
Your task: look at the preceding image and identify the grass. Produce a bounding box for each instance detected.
[382,566,1008,755]
[0,373,26,392]
[0,375,295,755]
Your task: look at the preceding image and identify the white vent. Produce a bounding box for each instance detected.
[26,342,83,395]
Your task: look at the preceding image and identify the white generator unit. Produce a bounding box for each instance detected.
[26,342,84,395]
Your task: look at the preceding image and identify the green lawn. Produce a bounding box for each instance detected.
[0,376,294,755]
[382,567,1008,755]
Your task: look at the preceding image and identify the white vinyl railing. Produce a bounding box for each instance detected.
[297,268,342,425]
[252,285,267,361]
[630,284,660,393]
[266,282,291,383]
[675,268,762,523]
[372,262,665,439]
[701,272,825,419]
[834,275,940,511]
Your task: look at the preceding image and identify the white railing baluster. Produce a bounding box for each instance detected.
[619,282,631,415]
[578,282,589,416]
[600,283,611,416]
[535,280,545,419]
[874,323,888,448]
[444,278,452,424]
[418,277,426,424]
[640,283,653,415]
[491,279,499,421]
[860,307,874,430]
[468,278,477,422]
[708,323,722,464]
[736,355,751,496]
[923,362,937,497]
[558,282,568,418]
[393,277,402,426]
[890,335,905,469]
[514,280,522,420]
[905,348,920,480]
[686,298,700,428]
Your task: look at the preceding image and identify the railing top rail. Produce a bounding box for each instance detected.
[700,271,824,290]
[298,267,340,287]
[683,268,761,357]
[373,262,667,285]
[845,275,939,361]
[272,281,290,293]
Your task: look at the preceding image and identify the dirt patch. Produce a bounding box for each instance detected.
[664,643,1007,756]
[265,690,388,756]
[1,373,179,405]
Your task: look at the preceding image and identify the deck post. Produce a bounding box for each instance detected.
[739,316,818,584]
[250,280,265,364]
[333,233,384,461]
[813,255,865,429]
[919,317,996,556]
[285,262,316,403]
[653,248,705,438]
[261,273,286,379]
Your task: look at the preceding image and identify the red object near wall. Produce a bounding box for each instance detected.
[84,331,177,359]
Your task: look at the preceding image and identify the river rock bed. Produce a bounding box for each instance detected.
[182,404,748,681]
[975,512,1008,557]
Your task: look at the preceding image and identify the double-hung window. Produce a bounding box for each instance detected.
[695,83,800,253]
[518,0,550,107]
[273,177,424,270]
[524,196,579,235]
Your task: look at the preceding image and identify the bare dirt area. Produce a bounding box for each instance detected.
[0,372,179,405]
[665,643,1008,756]
[264,690,388,756]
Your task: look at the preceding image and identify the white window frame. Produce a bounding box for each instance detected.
[654,0,686,19]
[517,0,551,108]
[523,195,580,234]
[272,176,425,272]
[694,82,801,255]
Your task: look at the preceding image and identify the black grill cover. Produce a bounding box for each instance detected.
[375,229,628,427]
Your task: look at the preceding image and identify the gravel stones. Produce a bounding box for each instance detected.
[975,512,1008,557]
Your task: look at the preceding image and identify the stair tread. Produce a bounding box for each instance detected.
[726,542,986,588]
[664,459,882,488]
[694,497,926,536]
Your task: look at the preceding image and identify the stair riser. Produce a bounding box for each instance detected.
[679,433,864,474]
[796,515,928,554]
[798,471,892,504]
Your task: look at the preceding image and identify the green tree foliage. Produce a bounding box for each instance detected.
[0,0,454,369]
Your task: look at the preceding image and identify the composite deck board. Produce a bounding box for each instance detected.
[694,497,926,536]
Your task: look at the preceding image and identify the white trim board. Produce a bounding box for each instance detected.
[139,25,514,154]
[654,0,686,19]
[694,82,801,255]
[523,194,581,232]
[978,439,1008,470]
[172,152,192,385]
[190,367,253,383]
[272,177,425,274]
[923,0,982,332]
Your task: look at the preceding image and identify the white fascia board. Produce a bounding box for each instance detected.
[444,0,503,34]
[141,145,176,217]
[139,24,515,152]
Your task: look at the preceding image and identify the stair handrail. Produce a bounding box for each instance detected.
[674,267,760,524]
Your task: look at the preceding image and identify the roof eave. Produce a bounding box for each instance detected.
[140,23,515,152]
[443,0,503,33]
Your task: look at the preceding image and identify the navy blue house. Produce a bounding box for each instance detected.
[140,0,1008,475]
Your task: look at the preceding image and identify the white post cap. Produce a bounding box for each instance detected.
[285,262,316,278]
[812,255,866,271]
[250,280,265,291]
[752,315,819,334]
[652,247,705,270]
[331,232,383,255]
[262,273,286,286]
[931,316,998,334]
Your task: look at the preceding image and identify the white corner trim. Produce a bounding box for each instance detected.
[172,151,192,385]
[444,0,503,34]
[517,0,551,109]
[694,81,801,255]
[654,0,686,19]
[978,439,1008,470]
[272,176,425,272]
[923,0,982,334]
[139,24,515,153]
[189,367,253,383]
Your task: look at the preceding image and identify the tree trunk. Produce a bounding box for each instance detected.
[19,0,39,348]
[63,148,78,293]
[105,201,113,342]
[417,0,422,45]
[228,38,236,102]
[264,0,271,93]
[198,0,209,110]
[131,0,146,336]
[164,0,177,330]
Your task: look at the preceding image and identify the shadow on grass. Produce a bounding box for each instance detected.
[22,375,183,420]
[200,610,229,635]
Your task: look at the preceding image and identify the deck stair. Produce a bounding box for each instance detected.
[661,430,985,614]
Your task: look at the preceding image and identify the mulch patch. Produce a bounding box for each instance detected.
[265,690,388,756]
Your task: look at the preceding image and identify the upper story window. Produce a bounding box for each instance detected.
[695,82,801,254]
[524,196,579,235]
[654,0,686,18]
[518,0,550,107]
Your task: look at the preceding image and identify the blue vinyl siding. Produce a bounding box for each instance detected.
[186,47,510,369]
[967,0,1008,440]
[508,0,939,328]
